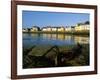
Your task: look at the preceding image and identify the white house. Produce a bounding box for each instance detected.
[65,26,74,32]
[51,27,58,31]
[42,27,52,31]
[75,23,90,31]
[57,27,65,32]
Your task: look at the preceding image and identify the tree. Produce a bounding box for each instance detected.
[85,21,90,24]
[27,28,31,32]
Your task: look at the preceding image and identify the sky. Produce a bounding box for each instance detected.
[22,11,89,28]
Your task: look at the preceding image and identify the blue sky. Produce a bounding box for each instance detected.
[22,11,89,28]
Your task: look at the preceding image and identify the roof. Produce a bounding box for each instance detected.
[42,26,65,29]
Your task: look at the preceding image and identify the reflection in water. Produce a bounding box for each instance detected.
[57,34,65,40]
[23,33,89,48]
[51,34,57,40]
[74,36,89,44]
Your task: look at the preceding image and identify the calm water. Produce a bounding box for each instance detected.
[23,33,89,48]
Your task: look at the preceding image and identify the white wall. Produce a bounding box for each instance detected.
[0,0,100,80]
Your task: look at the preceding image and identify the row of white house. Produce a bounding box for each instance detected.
[23,22,90,32]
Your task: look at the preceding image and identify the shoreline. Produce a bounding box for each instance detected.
[23,31,89,35]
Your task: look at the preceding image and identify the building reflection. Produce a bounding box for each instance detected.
[57,34,65,40]
[42,34,52,39]
[65,35,73,40]
[30,33,40,37]
[74,36,89,44]
[51,34,57,40]
[23,33,89,44]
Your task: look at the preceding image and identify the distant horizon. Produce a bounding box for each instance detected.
[22,11,89,28]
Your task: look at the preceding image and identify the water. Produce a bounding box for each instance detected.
[23,33,89,48]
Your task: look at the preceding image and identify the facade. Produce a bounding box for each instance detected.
[57,27,65,32]
[75,23,90,31]
[42,26,65,32]
[42,27,47,31]
[42,27,52,31]
[65,26,75,32]
[51,27,58,31]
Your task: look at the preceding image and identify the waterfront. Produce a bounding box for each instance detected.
[23,33,89,68]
